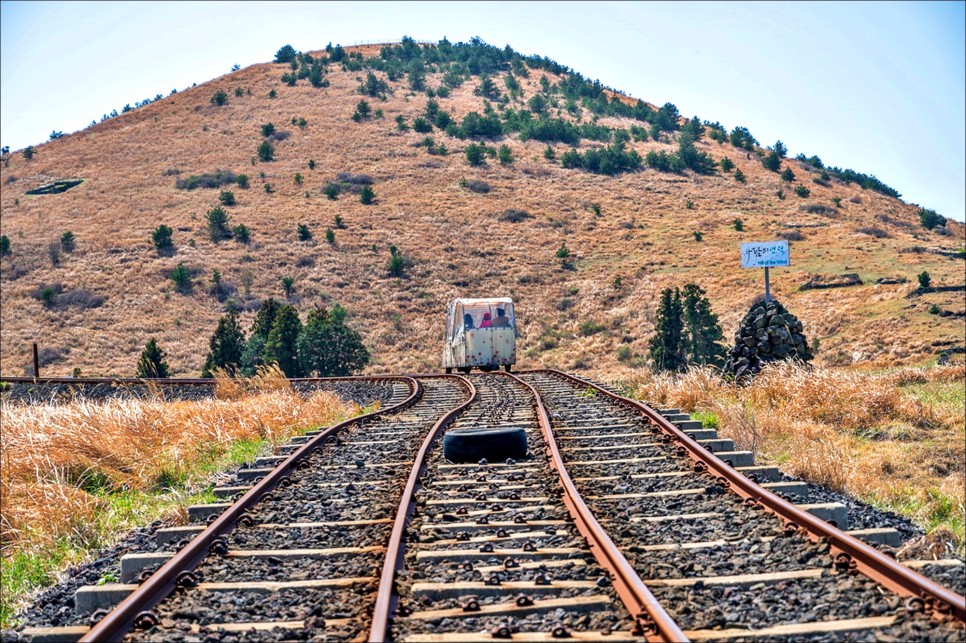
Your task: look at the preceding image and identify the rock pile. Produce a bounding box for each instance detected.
[723,299,813,379]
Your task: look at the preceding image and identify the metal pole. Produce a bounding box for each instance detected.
[764,267,771,303]
[32,343,39,378]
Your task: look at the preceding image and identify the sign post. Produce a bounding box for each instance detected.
[741,241,790,303]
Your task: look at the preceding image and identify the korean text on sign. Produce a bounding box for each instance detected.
[740,241,790,269]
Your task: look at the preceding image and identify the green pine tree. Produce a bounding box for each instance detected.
[201,311,246,376]
[263,305,303,377]
[240,335,266,376]
[297,305,370,376]
[648,288,685,371]
[136,338,170,378]
[249,298,281,340]
[681,283,727,367]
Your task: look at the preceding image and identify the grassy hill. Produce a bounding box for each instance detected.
[1,39,963,377]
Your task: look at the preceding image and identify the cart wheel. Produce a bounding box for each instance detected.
[445,368,452,374]
[504,364,512,373]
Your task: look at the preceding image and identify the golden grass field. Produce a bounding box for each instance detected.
[0,43,963,377]
[0,367,358,624]
[0,368,354,552]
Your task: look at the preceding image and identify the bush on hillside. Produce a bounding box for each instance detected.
[359,72,389,99]
[60,231,76,253]
[232,224,250,244]
[498,144,513,165]
[500,209,532,223]
[762,151,781,172]
[175,170,237,190]
[918,208,946,230]
[474,75,501,100]
[465,143,486,166]
[677,134,717,175]
[777,229,805,241]
[458,111,503,139]
[170,263,192,294]
[645,150,684,173]
[387,245,409,278]
[152,225,174,253]
[275,44,297,64]
[464,179,490,193]
[207,207,231,241]
[257,140,275,162]
[729,126,758,150]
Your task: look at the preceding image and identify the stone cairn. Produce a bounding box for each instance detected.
[723,299,813,380]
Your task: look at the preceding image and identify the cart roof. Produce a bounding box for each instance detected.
[449,297,513,307]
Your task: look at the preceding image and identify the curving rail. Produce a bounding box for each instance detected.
[509,372,687,642]
[369,375,477,641]
[80,376,422,642]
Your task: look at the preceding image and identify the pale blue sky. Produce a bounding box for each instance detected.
[2,1,963,221]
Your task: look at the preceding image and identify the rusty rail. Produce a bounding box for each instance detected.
[542,368,966,624]
[81,376,422,642]
[509,372,688,642]
[368,375,477,642]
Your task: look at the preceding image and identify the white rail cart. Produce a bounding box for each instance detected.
[441,297,517,373]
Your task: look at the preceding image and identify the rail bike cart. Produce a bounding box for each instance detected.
[442,297,517,373]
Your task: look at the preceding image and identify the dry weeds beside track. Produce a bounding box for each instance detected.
[11,372,964,643]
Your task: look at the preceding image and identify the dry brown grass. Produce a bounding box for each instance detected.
[622,362,966,547]
[0,366,354,555]
[0,44,963,378]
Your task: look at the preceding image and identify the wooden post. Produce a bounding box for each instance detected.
[765,267,771,303]
[32,342,40,378]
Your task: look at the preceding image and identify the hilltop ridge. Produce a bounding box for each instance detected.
[1,37,963,377]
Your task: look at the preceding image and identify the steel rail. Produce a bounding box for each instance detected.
[80,376,422,642]
[368,375,477,642]
[508,372,689,642]
[540,368,966,624]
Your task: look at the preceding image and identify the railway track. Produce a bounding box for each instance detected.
[518,371,965,641]
[12,372,965,642]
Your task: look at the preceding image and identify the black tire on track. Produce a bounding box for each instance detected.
[443,426,528,463]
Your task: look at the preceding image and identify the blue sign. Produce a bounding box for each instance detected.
[741,241,790,268]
